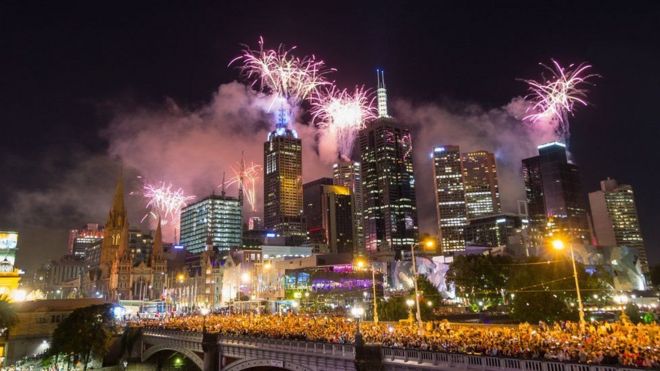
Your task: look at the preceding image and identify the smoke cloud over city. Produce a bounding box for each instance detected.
[5,80,560,265]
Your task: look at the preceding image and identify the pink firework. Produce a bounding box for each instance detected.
[143,182,195,225]
[230,37,334,112]
[523,59,598,141]
[312,86,376,160]
[222,161,262,212]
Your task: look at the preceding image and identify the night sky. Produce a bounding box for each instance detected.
[2,1,659,271]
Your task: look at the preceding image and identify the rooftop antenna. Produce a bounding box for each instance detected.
[377,69,389,118]
[239,151,245,206]
[221,171,226,197]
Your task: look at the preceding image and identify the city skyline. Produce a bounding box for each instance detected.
[1,1,659,271]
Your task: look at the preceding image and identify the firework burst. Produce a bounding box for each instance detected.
[523,59,598,141]
[230,37,334,121]
[142,182,195,225]
[312,86,376,160]
[222,161,262,212]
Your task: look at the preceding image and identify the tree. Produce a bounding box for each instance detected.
[377,296,409,321]
[50,304,116,370]
[0,294,18,330]
[508,257,608,323]
[445,255,512,311]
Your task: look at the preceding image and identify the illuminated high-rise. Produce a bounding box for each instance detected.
[180,193,243,255]
[359,72,418,257]
[462,151,501,218]
[333,161,363,252]
[303,178,354,254]
[522,142,589,250]
[589,178,648,273]
[263,123,304,243]
[432,146,467,253]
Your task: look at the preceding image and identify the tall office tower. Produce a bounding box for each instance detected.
[68,223,104,258]
[264,122,304,243]
[359,72,418,257]
[180,193,242,255]
[589,178,648,273]
[432,146,468,253]
[303,178,354,254]
[333,161,364,252]
[462,151,501,218]
[522,142,589,250]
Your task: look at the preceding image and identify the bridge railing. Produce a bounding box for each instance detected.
[220,335,356,358]
[141,328,202,343]
[381,347,639,371]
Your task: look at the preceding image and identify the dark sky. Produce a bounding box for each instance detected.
[1,1,659,271]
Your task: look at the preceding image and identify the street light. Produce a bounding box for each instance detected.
[410,238,435,334]
[351,306,365,346]
[200,307,210,333]
[354,257,380,324]
[551,238,585,329]
[405,298,415,323]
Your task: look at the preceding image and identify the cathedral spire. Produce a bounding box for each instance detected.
[107,168,127,229]
[117,220,130,261]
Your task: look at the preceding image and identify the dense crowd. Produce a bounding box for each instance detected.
[138,314,660,368]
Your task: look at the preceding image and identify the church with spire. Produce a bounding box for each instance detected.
[85,171,167,301]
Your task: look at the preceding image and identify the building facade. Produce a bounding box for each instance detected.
[589,178,648,273]
[333,161,364,253]
[461,150,501,218]
[263,127,304,243]
[179,193,242,255]
[67,224,103,258]
[303,178,354,255]
[358,75,417,257]
[432,146,468,253]
[522,142,590,251]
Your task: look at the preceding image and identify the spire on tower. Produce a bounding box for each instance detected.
[221,171,226,197]
[238,151,245,206]
[107,167,127,229]
[376,69,389,118]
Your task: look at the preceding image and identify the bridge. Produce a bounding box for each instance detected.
[137,328,639,371]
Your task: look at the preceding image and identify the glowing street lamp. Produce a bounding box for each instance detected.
[353,256,379,324]
[552,238,585,329]
[200,307,210,333]
[351,306,365,346]
[405,298,415,322]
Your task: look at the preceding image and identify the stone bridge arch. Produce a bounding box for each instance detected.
[141,344,204,370]
[223,358,313,371]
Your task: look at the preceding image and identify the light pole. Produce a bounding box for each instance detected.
[410,239,434,334]
[354,257,379,323]
[351,306,364,346]
[405,298,415,323]
[200,307,210,333]
[552,239,585,329]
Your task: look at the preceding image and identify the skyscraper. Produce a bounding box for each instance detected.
[303,178,354,254]
[589,178,648,273]
[359,72,418,257]
[522,142,589,249]
[432,146,468,253]
[180,193,243,255]
[462,150,501,218]
[263,124,304,243]
[333,161,363,252]
[68,223,104,258]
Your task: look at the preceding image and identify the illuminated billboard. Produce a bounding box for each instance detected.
[0,232,18,250]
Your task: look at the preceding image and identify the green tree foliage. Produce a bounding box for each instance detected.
[445,255,512,311]
[50,304,116,371]
[508,257,608,323]
[377,276,442,321]
[0,294,18,330]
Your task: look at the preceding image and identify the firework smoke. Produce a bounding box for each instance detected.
[312,86,376,161]
[523,59,597,142]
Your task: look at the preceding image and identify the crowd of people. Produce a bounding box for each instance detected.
[137,313,660,368]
